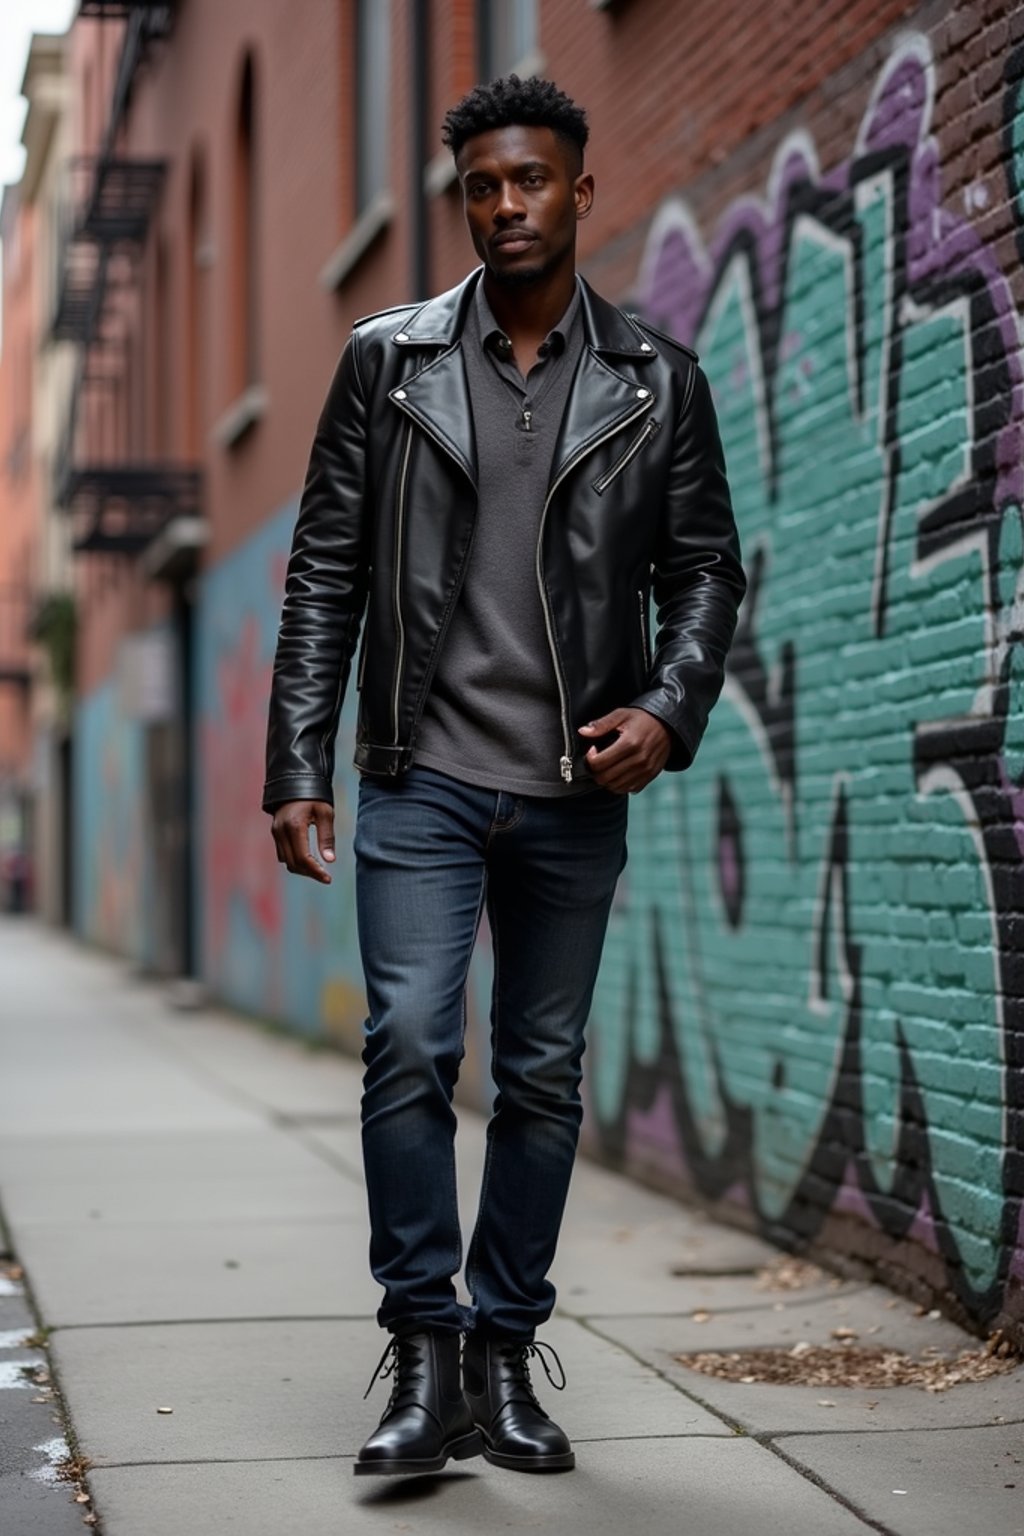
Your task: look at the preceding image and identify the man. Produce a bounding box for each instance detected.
[263,75,744,1477]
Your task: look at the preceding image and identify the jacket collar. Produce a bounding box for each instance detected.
[391,267,654,358]
[388,268,657,491]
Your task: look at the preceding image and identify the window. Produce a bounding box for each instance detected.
[477,0,538,80]
[231,54,258,395]
[355,0,390,212]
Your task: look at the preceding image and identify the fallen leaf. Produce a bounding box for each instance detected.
[74,1493,90,1504]
[691,1310,712,1323]
[156,1406,174,1415]
[817,1399,836,1407]
[832,1327,858,1340]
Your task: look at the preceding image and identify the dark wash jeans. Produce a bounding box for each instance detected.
[354,765,628,1339]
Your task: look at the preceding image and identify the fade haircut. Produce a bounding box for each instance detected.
[441,75,589,171]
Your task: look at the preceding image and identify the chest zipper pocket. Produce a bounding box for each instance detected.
[593,417,661,495]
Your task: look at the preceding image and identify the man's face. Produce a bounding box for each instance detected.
[457,124,593,286]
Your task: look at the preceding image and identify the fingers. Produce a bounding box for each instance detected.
[271,800,335,883]
[578,708,630,738]
[582,708,671,794]
[312,803,336,865]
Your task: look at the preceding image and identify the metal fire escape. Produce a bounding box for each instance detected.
[53,2,203,575]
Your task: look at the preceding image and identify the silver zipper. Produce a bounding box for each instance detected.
[637,588,651,672]
[593,417,661,494]
[522,407,532,432]
[391,425,414,749]
[537,395,655,782]
[356,611,370,691]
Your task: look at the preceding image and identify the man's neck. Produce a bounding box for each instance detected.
[481,261,578,374]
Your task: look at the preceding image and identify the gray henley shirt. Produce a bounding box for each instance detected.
[414,278,596,797]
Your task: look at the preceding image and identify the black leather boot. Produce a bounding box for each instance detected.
[354,1331,483,1476]
[462,1335,575,1472]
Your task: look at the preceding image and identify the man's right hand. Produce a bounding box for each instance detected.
[271,800,336,883]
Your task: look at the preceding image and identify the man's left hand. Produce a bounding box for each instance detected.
[579,708,671,794]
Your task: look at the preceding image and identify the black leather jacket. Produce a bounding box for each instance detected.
[262,269,745,811]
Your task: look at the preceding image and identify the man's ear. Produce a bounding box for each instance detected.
[575,173,595,221]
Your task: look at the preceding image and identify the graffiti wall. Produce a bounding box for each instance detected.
[73,660,154,965]
[195,503,372,1053]
[589,34,1024,1334]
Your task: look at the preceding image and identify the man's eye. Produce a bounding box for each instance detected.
[524,175,544,187]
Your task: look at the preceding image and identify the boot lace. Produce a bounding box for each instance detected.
[362,1336,428,1417]
[499,1340,567,1409]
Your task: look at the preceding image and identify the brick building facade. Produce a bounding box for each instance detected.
[5,0,1024,1339]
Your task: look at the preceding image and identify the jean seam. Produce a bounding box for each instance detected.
[485,796,525,849]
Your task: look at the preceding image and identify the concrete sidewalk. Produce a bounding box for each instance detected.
[1,919,1021,1535]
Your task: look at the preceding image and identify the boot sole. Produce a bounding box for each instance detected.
[353,1429,484,1477]
[482,1444,576,1473]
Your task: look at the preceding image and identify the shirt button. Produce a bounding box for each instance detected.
[636,387,650,399]
[394,389,407,400]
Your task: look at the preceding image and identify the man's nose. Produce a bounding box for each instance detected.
[493,181,526,222]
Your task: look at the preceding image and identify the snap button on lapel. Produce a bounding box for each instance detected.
[394,389,407,400]
[395,332,410,342]
[636,387,650,399]
[640,342,653,352]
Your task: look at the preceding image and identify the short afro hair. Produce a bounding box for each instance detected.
[441,75,589,168]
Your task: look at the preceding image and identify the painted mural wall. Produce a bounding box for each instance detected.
[195,505,377,1053]
[73,663,154,966]
[590,34,1024,1335]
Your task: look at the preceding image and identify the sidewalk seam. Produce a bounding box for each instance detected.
[578,1316,895,1535]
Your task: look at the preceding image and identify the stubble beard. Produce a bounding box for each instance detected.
[486,245,568,288]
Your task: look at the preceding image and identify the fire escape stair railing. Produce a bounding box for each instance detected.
[59,466,203,556]
[77,1,173,19]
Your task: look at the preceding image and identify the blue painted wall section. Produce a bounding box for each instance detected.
[193,500,366,1044]
[73,657,155,967]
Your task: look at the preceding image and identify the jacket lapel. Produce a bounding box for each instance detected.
[548,349,653,489]
[390,347,477,489]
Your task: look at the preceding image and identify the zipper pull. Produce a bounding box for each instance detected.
[560,755,573,783]
[522,408,533,433]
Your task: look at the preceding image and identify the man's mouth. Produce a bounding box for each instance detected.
[491,232,537,252]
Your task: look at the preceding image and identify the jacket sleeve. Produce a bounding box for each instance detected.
[628,362,746,770]
[262,331,370,812]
